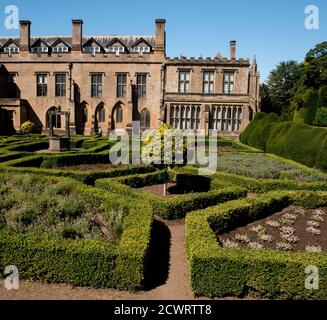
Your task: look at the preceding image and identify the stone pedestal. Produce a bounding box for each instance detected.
[49,136,70,152]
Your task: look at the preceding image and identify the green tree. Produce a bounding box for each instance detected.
[302,42,327,89]
[141,124,186,196]
[259,83,273,113]
[266,60,301,117]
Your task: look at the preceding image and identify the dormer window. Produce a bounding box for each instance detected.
[31,39,49,54]
[106,38,127,55]
[131,38,152,55]
[4,47,19,54]
[82,38,103,54]
[84,46,101,54]
[32,47,48,53]
[52,47,69,53]
[107,46,125,53]
[51,38,70,54]
[133,46,150,54]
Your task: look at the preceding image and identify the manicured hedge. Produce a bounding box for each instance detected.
[6,140,49,152]
[186,190,327,299]
[0,173,153,290]
[40,153,110,168]
[150,187,247,219]
[96,170,248,219]
[1,164,157,185]
[0,152,26,163]
[240,112,327,172]
[211,171,327,192]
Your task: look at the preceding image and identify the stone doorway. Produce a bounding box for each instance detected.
[0,109,15,134]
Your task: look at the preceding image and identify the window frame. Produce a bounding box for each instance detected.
[137,74,147,98]
[91,73,103,98]
[116,74,127,98]
[203,71,215,94]
[178,70,190,94]
[36,73,48,97]
[223,71,235,94]
[55,73,66,97]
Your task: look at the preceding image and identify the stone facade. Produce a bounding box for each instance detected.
[0,19,260,136]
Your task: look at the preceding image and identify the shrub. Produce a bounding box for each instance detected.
[20,121,36,134]
[240,114,327,172]
[313,107,327,127]
[0,171,153,290]
[186,190,327,299]
[151,187,247,219]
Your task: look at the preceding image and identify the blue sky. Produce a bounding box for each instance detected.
[0,0,326,81]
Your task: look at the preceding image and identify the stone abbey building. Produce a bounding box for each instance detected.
[0,19,260,136]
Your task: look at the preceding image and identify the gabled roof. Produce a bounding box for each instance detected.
[50,38,71,48]
[31,38,50,48]
[0,35,156,51]
[2,38,20,48]
[82,37,104,49]
[106,37,128,48]
[131,37,153,48]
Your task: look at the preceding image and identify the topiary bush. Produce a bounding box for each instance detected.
[20,121,36,134]
[240,113,327,172]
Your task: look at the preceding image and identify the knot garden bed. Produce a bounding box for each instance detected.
[186,190,327,299]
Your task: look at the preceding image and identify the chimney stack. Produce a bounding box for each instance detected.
[229,40,236,60]
[20,20,31,52]
[72,19,83,51]
[155,18,166,53]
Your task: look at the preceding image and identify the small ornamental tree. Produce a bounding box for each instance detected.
[141,124,187,196]
[20,121,36,134]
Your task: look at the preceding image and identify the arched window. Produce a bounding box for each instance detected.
[196,107,201,129]
[170,106,174,127]
[186,106,191,129]
[46,107,61,128]
[191,107,196,129]
[180,106,185,129]
[216,107,221,130]
[232,107,237,131]
[222,107,227,131]
[227,107,232,131]
[174,106,179,129]
[97,105,105,123]
[116,105,123,123]
[140,108,150,128]
[237,107,243,131]
[82,104,88,123]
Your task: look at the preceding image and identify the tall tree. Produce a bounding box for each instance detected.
[266,60,301,116]
[303,42,327,89]
[259,83,273,113]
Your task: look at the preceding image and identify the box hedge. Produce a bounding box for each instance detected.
[240,113,327,172]
[186,190,327,299]
[0,173,153,290]
[96,170,248,219]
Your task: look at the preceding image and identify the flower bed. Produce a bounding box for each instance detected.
[186,190,327,299]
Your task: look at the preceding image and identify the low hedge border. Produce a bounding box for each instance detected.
[6,140,49,152]
[0,174,153,290]
[186,190,327,299]
[0,164,157,185]
[211,171,327,192]
[95,170,248,219]
[0,152,27,163]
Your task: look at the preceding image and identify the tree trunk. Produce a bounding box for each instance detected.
[163,166,169,196]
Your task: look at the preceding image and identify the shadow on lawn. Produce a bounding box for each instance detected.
[144,219,171,291]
